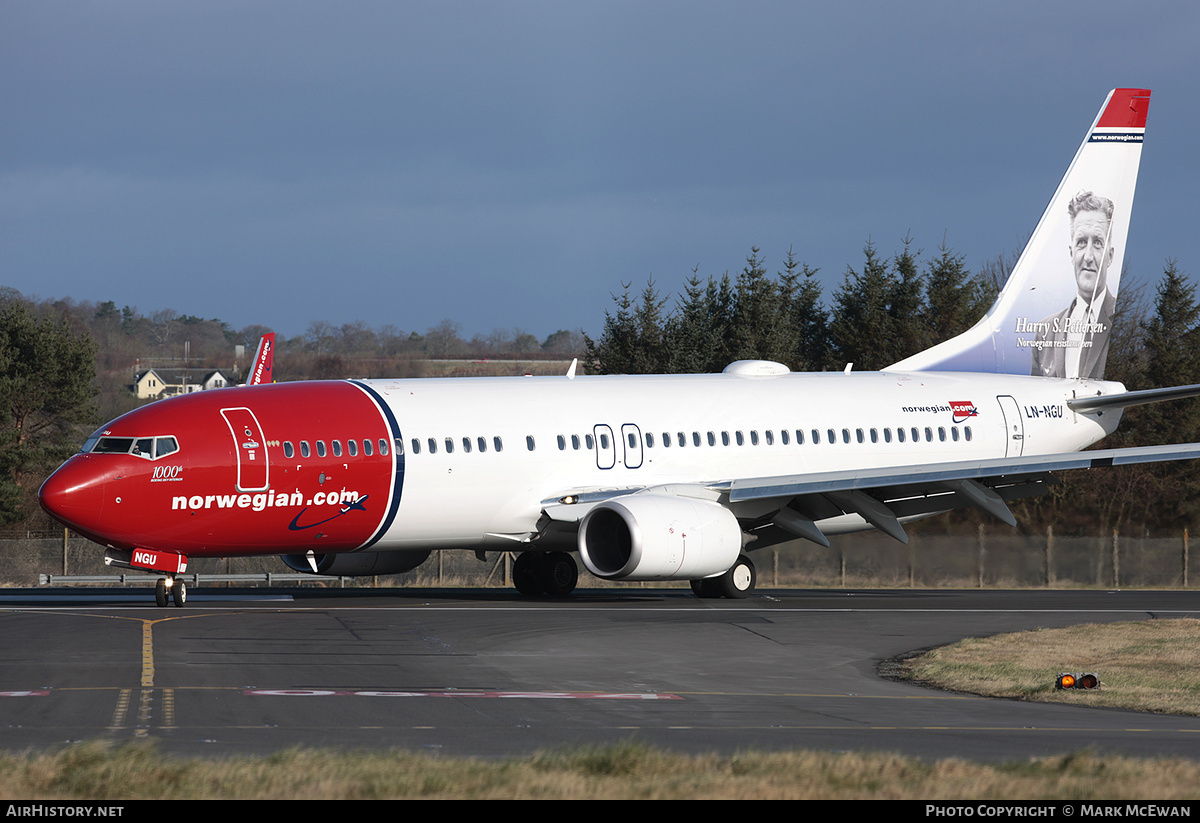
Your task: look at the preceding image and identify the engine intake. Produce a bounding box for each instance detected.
[578,494,742,580]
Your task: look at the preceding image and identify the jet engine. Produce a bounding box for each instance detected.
[577,494,742,581]
[280,550,431,577]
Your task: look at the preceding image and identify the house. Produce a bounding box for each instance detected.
[131,368,231,399]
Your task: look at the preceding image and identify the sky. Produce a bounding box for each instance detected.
[3,1,1199,344]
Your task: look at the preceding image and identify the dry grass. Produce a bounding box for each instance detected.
[904,618,1200,715]
[3,741,1200,800]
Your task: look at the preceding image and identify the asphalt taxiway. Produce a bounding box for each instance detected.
[1,586,1198,760]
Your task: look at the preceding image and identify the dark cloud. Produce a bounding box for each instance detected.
[2,1,1198,339]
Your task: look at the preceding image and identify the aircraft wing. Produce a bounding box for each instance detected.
[540,442,1200,549]
[720,442,1200,546]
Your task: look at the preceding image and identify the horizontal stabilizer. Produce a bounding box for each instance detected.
[1068,383,1200,413]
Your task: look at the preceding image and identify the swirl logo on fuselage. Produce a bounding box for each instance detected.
[287,494,370,531]
[950,401,979,424]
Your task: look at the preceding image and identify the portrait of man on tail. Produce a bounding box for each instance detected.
[1030,190,1117,379]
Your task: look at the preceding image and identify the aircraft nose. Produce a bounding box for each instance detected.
[38,456,109,536]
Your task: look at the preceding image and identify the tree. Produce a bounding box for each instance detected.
[922,241,987,343]
[0,301,99,525]
[828,240,896,370]
[777,249,826,371]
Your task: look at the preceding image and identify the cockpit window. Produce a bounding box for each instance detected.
[87,435,180,460]
[92,437,135,454]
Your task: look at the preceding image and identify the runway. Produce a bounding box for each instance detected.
[2,586,1199,761]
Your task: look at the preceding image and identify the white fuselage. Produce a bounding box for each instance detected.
[365,368,1123,549]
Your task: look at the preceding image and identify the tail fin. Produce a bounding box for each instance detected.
[890,88,1150,379]
[246,333,275,385]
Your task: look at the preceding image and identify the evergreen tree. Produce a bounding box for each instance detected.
[729,248,785,363]
[585,280,668,374]
[777,249,827,371]
[665,270,728,373]
[886,238,928,363]
[922,242,987,343]
[0,300,99,525]
[828,240,896,370]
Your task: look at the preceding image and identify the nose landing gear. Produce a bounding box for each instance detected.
[104,548,190,607]
[154,576,187,608]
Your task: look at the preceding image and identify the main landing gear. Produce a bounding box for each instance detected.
[513,550,579,597]
[690,554,757,599]
[153,576,187,608]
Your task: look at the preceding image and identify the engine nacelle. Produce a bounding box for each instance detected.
[577,494,743,581]
[280,550,431,577]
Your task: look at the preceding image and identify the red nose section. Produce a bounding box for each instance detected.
[38,456,112,541]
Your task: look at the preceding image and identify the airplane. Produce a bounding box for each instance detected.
[37,88,1200,607]
[245,332,275,386]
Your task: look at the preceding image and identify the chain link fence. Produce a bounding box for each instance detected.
[1,527,1193,590]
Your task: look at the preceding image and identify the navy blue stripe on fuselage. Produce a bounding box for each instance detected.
[350,380,404,550]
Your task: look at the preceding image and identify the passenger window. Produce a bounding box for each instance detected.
[427,438,437,454]
[526,435,536,451]
[557,435,566,451]
[884,428,892,443]
[828,429,836,444]
[332,440,342,457]
[628,432,637,448]
[494,436,504,452]
[379,439,389,456]
[925,427,933,442]
[572,435,581,450]
[964,426,973,441]
[300,441,311,458]
[897,428,906,443]
[585,434,594,449]
[395,439,404,455]
[812,430,820,444]
[692,432,701,447]
[870,428,878,443]
[284,441,295,458]
[646,433,654,448]
[411,439,421,455]
[780,430,789,445]
[678,432,686,447]
[478,436,487,452]
[938,427,946,442]
[316,441,326,458]
[445,437,454,454]
[599,433,609,449]
[951,427,960,442]
[348,439,358,456]
[363,439,373,456]
[462,437,472,453]
[707,432,715,446]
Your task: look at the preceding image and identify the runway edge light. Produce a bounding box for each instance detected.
[1056,672,1100,690]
